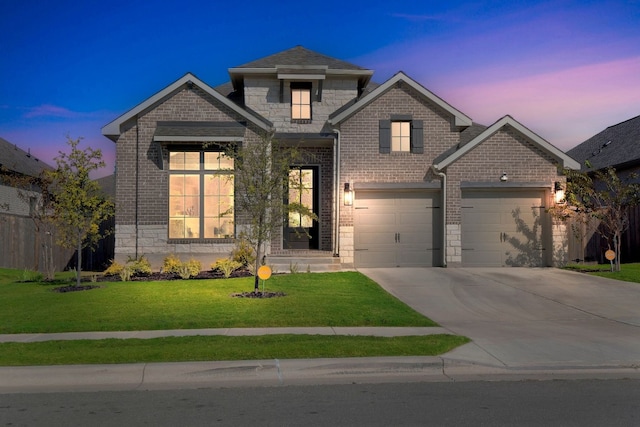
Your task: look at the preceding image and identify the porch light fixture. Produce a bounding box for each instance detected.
[500,172,508,182]
[343,183,353,206]
[554,181,566,204]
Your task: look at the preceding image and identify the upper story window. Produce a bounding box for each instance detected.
[379,116,424,154]
[391,121,411,152]
[168,150,234,240]
[291,82,312,122]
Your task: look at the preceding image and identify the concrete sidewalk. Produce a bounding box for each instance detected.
[0,326,448,343]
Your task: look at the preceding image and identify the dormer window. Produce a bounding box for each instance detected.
[291,82,312,122]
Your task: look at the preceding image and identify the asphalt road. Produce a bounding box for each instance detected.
[2,379,640,426]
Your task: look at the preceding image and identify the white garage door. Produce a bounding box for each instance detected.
[461,190,548,267]
[354,190,441,267]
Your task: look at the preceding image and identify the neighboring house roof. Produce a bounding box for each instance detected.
[95,174,115,199]
[0,137,53,178]
[567,114,640,171]
[102,73,273,140]
[228,45,373,92]
[327,71,473,128]
[433,115,580,170]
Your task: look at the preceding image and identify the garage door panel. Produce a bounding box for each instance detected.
[354,191,440,268]
[462,190,546,267]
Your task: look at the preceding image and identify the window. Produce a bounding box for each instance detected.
[169,150,234,239]
[291,83,312,121]
[379,118,424,154]
[391,121,411,152]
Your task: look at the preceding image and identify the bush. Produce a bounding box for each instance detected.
[104,260,124,277]
[213,258,242,278]
[127,255,152,276]
[231,239,256,267]
[185,258,202,278]
[162,254,183,275]
[20,269,43,283]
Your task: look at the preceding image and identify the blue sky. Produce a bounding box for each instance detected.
[1,0,639,176]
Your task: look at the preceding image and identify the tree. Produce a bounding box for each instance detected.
[557,165,640,271]
[225,132,316,292]
[46,137,114,286]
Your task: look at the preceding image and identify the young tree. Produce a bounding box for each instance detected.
[225,132,316,292]
[559,165,640,271]
[46,137,114,286]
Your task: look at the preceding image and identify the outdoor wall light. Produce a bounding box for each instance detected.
[500,172,508,182]
[344,182,353,206]
[554,181,566,204]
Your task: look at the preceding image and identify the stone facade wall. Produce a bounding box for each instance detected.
[243,76,358,133]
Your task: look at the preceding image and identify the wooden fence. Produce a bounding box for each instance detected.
[0,213,114,273]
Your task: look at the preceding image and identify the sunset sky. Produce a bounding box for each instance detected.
[1,0,639,176]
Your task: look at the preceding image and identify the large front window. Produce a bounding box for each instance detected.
[169,150,234,239]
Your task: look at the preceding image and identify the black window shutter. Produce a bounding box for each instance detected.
[411,120,424,154]
[379,120,391,154]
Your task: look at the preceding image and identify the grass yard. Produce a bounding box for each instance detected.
[0,270,436,334]
[0,335,470,366]
[0,268,467,365]
[564,262,640,283]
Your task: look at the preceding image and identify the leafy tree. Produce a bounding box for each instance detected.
[46,137,114,286]
[224,132,316,292]
[555,165,640,271]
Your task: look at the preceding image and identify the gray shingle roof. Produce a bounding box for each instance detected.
[0,137,53,178]
[234,45,369,71]
[567,114,640,171]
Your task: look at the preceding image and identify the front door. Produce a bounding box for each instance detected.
[284,167,319,249]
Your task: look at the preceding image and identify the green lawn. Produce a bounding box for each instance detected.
[0,270,435,334]
[0,269,465,365]
[0,335,470,366]
[564,262,640,283]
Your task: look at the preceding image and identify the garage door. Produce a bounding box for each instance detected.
[354,190,441,267]
[461,190,547,267]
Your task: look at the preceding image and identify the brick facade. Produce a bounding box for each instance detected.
[104,47,576,269]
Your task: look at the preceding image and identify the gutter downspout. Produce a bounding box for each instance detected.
[432,166,447,267]
[332,129,341,257]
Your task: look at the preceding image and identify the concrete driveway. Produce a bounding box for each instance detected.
[359,268,640,369]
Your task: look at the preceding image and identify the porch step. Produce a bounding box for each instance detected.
[265,251,342,273]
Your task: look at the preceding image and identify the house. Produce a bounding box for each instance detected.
[567,114,640,263]
[0,137,73,271]
[102,46,579,270]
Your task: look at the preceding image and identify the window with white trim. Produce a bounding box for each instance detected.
[168,150,234,239]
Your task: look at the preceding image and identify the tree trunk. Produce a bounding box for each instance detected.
[76,238,82,287]
[254,244,261,292]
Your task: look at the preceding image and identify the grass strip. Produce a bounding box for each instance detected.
[0,334,470,366]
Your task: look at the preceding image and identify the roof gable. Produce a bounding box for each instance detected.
[327,71,473,127]
[567,114,640,171]
[233,45,369,71]
[101,73,272,140]
[433,115,580,170]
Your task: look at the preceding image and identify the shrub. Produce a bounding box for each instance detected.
[127,255,152,276]
[185,258,202,278]
[213,258,242,278]
[104,261,124,276]
[162,253,183,275]
[20,269,43,283]
[119,265,132,282]
[231,239,256,267]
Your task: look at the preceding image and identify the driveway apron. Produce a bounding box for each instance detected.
[360,267,640,369]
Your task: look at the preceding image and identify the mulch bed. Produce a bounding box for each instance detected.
[231,291,287,298]
[52,285,101,293]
